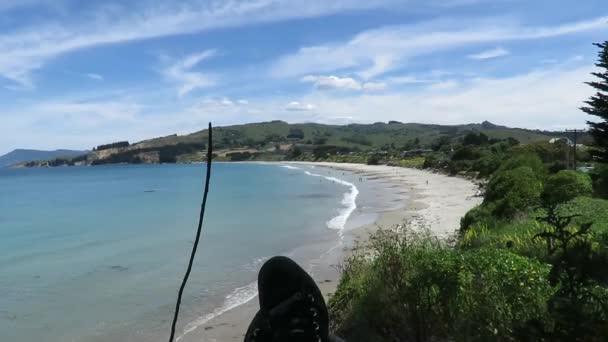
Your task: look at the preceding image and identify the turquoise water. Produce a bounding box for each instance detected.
[0,163,404,341]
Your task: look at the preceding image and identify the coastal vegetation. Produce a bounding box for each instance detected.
[93,141,130,151]
[328,41,608,341]
[13,119,577,167]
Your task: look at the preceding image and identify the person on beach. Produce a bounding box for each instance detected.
[244,256,344,342]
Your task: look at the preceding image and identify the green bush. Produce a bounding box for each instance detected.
[329,228,553,342]
[541,170,592,206]
[367,154,381,165]
[447,159,474,175]
[591,164,608,198]
[472,151,503,177]
[485,166,543,217]
[460,219,550,260]
[513,141,568,164]
[452,146,481,161]
[398,157,425,169]
[423,152,449,169]
[460,203,496,231]
[497,152,546,177]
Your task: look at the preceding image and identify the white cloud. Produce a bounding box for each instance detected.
[271,16,608,79]
[0,0,396,87]
[468,47,510,60]
[295,64,596,129]
[301,75,388,91]
[162,50,217,97]
[198,96,253,108]
[285,101,316,111]
[1,62,597,156]
[85,73,104,81]
[302,75,361,90]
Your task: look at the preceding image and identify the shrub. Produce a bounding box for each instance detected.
[485,166,543,217]
[367,154,381,165]
[287,145,303,159]
[287,128,305,140]
[342,134,373,146]
[452,146,481,161]
[398,157,425,169]
[463,132,489,146]
[497,152,546,177]
[541,170,592,207]
[472,151,503,178]
[423,152,449,169]
[460,204,495,231]
[447,159,474,175]
[514,141,568,164]
[591,164,608,198]
[329,227,553,342]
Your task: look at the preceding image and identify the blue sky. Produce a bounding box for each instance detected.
[0,0,607,154]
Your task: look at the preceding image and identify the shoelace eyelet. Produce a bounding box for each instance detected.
[307,293,315,303]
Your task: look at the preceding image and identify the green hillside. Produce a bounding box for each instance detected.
[17,120,577,167]
[137,120,559,150]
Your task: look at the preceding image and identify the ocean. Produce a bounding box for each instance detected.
[0,163,406,342]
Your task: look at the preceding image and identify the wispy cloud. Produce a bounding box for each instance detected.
[0,0,396,88]
[162,50,217,97]
[468,47,510,60]
[271,16,608,79]
[301,75,361,90]
[285,101,316,111]
[295,64,595,128]
[85,73,104,81]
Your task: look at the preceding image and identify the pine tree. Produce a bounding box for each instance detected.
[582,41,608,162]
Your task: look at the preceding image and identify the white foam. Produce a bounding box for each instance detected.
[325,176,359,233]
[177,167,359,340]
[177,257,270,340]
[302,170,359,233]
[176,282,259,341]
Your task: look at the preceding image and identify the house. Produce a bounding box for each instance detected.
[549,137,574,146]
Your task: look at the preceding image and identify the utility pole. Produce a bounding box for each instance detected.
[565,129,585,170]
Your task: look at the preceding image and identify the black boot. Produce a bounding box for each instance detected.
[244,256,330,342]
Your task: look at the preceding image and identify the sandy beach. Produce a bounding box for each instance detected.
[178,163,482,342]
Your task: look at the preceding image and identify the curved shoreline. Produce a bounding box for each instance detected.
[176,163,361,341]
[178,163,482,342]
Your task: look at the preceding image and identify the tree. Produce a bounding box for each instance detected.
[582,42,608,162]
[484,166,543,217]
[463,132,489,146]
[287,145,302,159]
[367,154,381,165]
[542,170,592,207]
[287,128,305,140]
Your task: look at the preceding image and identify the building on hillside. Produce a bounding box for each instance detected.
[549,137,574,146]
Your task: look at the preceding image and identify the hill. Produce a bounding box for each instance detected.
[0,149,86,168]
[19,121,580,166]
